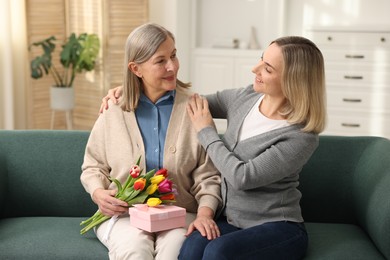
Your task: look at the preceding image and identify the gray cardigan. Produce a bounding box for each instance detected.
[200,85,319,228]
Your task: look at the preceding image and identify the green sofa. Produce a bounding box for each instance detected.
[0,130,389,259]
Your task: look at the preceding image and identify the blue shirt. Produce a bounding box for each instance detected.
[135,90,175,172]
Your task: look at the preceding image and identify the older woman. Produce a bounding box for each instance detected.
[81,23,221,260]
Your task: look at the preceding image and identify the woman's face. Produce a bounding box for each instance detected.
[130,37,179,103]
[251,43,284,98]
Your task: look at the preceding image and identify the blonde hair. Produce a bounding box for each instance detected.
[120,23,190,111]
[272,36,326,134]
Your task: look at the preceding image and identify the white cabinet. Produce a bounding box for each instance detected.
[191,49,261,133]
[306,27,390,138]
[191,49,260,95]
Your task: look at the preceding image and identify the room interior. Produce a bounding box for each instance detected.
[1,0,389,138]
[1,1,390,259]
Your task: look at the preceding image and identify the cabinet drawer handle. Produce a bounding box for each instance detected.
[345,54,365,59]
[341,123,360,128]
[342,98,362,103]
[344,75,363,80]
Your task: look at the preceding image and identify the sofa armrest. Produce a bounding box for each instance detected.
[0,149,7,216]
[353,137,390,259]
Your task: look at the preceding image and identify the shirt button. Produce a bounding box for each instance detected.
[168,146,176,153]
[154,127,157,131]
[155,148,159,153]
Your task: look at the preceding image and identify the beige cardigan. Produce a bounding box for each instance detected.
[80,87,221,214]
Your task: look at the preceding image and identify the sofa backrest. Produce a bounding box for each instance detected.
[0,130,96,218]
[299,135,390,259]
[300,135,364,224]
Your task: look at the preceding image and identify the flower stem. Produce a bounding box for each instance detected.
[80,213,110,235]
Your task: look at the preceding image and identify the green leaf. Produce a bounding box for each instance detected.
[135,155,142,166]
[127,191,149,205]
[110,178,123,194]
[122,189,141,201]
[29,33,100,88]
[29,36,56,79]
[75,33,100,72]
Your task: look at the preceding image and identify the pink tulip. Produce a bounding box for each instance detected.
[158,179,173,193]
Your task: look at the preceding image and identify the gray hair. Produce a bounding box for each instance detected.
[120,23,190,111]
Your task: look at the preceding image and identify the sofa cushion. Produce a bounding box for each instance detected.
[304,223,386,259]
[0,217,108,259]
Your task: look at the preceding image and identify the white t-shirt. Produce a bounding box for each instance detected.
[238,95,290,141]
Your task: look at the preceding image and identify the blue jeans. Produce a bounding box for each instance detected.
[178,217,308,260]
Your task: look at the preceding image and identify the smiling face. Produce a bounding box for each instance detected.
[129,37,179,103]
[251,43,284,98]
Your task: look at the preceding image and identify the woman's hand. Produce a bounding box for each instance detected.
[185,207,220,240]
[92,188,128,217]
[99,86,123,113]
[186,94,215,133]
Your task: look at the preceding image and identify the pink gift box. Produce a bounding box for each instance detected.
[129,205,186,232]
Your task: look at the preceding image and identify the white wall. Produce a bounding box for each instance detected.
[0,0,28,129]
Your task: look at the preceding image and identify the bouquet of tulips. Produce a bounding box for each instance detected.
[80,156,176,235]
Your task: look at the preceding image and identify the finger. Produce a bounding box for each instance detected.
[100,97,109,111]
[215,225,221,238]
[188,95,198,111]
[202,97,209,111]
[111,198,128,207]
[210,224,219,239]
[186,104,194,117]
[105,202,127,215]
[106,192,127,207]
[191,94,198,108]
[110,94,118,104]
[113,86,122,99]
[205,224,216,240]
[194,95,204,109]
[185,223,195,237]
[195,223,207,237]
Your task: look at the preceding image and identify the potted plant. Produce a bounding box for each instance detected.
[29,33,100,110]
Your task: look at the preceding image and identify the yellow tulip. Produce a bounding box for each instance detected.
[146,183,158,195]
[147,198,162,207]
[150,175,165,185]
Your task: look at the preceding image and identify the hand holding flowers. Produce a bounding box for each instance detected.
[80,156,176,235]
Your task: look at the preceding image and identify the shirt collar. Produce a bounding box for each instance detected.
[139,90,175,105]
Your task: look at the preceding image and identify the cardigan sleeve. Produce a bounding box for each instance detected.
[190,147,222,214]
[80,112,111,197]
[197,126,318,191]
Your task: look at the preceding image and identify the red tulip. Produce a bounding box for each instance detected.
[160,193,175,200]
[134,178,146,191]
[155,168,168,177]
